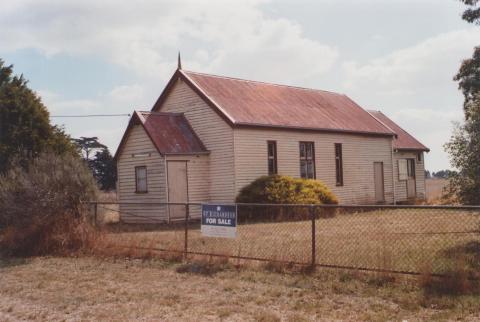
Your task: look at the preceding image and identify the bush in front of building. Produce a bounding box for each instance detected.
[235,175,338,222]
[0,152,99,257]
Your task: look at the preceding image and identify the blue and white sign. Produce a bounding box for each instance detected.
[201,204,237,238]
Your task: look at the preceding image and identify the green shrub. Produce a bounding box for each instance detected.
[236,175,338,204]
[235,175,338,221]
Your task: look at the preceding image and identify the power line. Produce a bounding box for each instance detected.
[50,113,131,118]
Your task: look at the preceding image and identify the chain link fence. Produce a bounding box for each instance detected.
[90,202,480,276]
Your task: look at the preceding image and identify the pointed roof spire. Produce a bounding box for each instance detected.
[177,52,182,70]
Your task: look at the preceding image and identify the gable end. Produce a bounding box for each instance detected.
[151,69,235,127]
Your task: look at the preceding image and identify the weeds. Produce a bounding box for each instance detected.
[176,261,227,276]
[420,266,479,296]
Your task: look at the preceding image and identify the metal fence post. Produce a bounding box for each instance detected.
[93,202,98,227]
[311,205,316,267]
[184,203,189,261]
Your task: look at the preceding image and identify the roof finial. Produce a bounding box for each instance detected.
[177,51,182,70]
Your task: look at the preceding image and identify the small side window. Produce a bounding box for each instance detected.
[267,141,278,175]
[335,143,343,186]
[417,153,422,162]
[135,166,148,193]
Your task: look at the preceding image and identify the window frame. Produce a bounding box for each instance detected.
[267,140,278,175]
[407,159,415,179]
[135,166,148,193]
[335,143,344,186]
[299,141,316,179]
[398,159,408,181]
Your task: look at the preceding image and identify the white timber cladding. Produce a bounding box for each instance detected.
[393,151,426,201]
[157,79,235,202]
[233,127,395,204]
[117,125,168,223]
[166,154,210,218]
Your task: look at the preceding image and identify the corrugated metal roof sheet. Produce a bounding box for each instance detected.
[181,70,395,136]
[136,111,208,154]
[368,110,429,152]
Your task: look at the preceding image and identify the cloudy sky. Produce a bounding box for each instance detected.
[1,0,478,171]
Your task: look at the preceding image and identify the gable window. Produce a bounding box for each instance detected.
[135,166,148,193]
[335,143,343,186]
[267,141,278,175]
[299,142,315,179]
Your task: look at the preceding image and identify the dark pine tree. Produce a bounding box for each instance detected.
[91,147,117,191]
[0,59,75,173]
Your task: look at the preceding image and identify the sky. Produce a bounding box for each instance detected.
[1,0,479,172]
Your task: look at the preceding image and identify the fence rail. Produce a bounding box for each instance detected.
[88,202,480,278]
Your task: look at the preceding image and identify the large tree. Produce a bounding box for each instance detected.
[444,1,480,204]
[0,60,75,173]
[73,136,116,191]
[460,0,480,24]
[445,95,480,204]
[454,1,480,116]
[73,136,106,161]
[90,147,117,191]
[454,47,480,116]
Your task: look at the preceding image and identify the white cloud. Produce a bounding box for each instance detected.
[0,0,338,83]
[107,84,145,103]
[342,29,480,109]
[2,0,473,171]
[341,28,480,171]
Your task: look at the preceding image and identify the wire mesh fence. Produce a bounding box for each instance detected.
[89,202,480,277]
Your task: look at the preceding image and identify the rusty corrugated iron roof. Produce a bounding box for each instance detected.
[179,70,395,136]
[136,111,208,154]
[114,111,208,159]
[368,110,429,152]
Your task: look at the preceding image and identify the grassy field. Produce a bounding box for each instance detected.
[426,179,449,203]
[1,256,480,321]
[103,208,480,275]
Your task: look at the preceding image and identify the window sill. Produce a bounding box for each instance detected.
[135,191,148,194]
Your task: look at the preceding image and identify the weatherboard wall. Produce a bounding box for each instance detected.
[155,78,236,203]
[233,127,395,204]
[393,151,426,202]
[117,124,168,223]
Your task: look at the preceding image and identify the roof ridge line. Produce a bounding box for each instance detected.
[182,69,345,96]
[366,110,397,136]
[179,70,237,124]
[369,110,429,151]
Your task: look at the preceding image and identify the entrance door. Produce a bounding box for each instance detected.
[406,159,416,199]
[373,162,385,203]
[167,161,188,221]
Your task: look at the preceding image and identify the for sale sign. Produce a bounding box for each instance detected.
[201,204,237,238]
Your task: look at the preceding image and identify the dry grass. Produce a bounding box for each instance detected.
[1,256,480,321]
[103,208,480,275]
[94,192,121,224]
[426,179,449,204]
